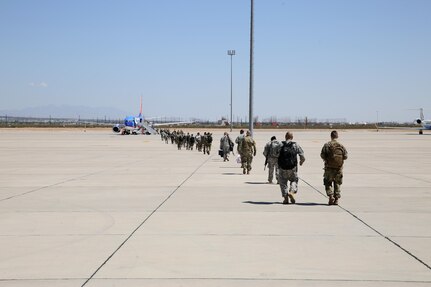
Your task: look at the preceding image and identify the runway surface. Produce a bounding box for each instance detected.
[0,128,430,286]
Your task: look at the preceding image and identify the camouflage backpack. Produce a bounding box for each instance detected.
[327,142,344,169]
[269,141,280,158]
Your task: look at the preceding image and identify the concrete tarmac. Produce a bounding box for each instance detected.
[0,128,430,286]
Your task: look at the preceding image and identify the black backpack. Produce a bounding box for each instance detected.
[278,141,297,170]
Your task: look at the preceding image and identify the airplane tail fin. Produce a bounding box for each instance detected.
[420,108,424,121]
[139,96,143,119]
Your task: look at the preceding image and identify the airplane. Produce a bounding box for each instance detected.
[377,108,430,135]
[112,97,192,135]
[415,108,431,135]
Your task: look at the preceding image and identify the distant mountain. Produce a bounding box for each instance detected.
[0,105,128,120]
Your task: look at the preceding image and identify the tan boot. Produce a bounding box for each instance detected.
[328,196,335,205]
[288,192,296,204]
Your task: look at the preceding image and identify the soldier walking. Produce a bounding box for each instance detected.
[263,136,281,184]
[220,132,233,162]
[320,130,348,205]
[235,129,245,169]
[203,132,213,155]
[238,130,256,174]
[277,132,305,204]
[195,132,202,151]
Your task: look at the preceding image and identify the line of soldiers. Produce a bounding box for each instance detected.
[161,129,348,206]
[160,129,213,155]
[262,130,348,205]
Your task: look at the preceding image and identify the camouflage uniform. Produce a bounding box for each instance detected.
[320,139,348,202]
[177,133,184,150]
[278,140,305,201]
[203,133,212,155]
[195,133,202,151]
[239,133,256,174]
[263,139,281,183]
[220,133,232,161]
[202,133,208,154]
[235,132,245,168]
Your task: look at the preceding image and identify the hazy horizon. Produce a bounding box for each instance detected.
[1,1,430,123]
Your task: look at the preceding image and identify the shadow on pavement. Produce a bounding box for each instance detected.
[295,202,328,206]
[243,201,328,206]
[243,201,282,205]
[244,182,268,185]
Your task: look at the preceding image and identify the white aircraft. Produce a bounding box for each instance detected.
[112,97,192,135]
[415,108,431,135]
[377,108,430,135]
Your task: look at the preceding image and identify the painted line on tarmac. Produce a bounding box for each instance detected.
[0,171,104,203]
[352,162,431,185]
[80,155,214,287]
[300,178,431,271]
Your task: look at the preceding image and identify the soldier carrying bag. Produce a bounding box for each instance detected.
[326,142,344,169]
[278,141,297,170]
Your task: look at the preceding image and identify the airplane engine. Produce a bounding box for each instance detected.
[113,124,124,133]
[416,118,422,125]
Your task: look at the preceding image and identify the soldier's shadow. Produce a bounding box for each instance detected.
[244,182,268,185]
[243,201,327,206]
[295,202,328,206]
[243,201,282,205]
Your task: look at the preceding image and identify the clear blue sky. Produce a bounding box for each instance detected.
[1,0,430,122]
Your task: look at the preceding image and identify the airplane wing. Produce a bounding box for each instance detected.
[141,121,194,135]
[152,121,194,127]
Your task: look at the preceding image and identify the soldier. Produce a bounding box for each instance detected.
[220,132,233,162]
[204,132,213,155]
[235,129,245,169]
[263,136,281,184]
[189,134,195,150]
[202,132,208,154]
[170,131,176,144]
[238,130,256,174]
[320,130,348,205]
[195,132,202,151]
[278,132,305,204]
[177,132,184,150]
[185,133,190,150]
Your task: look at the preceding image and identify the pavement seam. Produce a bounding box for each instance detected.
[351,163,431,185]
[80,155,213,287]
[0,170,105,202]
[2,278,430,283]
[300,178,431,271]
[0,158,160,203]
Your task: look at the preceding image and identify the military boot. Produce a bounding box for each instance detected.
[288,192,296,204]
[333,198,339,205]
[328,196,335,205]
[282,196,289,205]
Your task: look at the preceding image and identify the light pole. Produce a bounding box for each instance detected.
[249,0,254,136]
[227,50,236,132]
